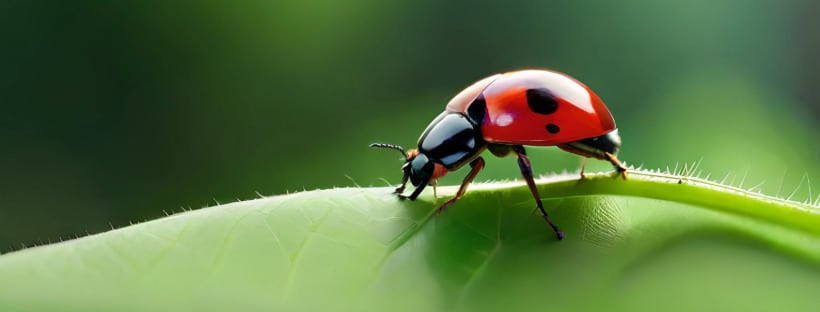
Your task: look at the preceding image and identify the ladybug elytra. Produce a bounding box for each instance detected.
[371,69,627,240]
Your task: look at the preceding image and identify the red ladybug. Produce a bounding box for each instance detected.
[371,69,627,240]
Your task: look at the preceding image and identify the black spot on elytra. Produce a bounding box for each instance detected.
[526,88,558,115]
[546,123,560,134]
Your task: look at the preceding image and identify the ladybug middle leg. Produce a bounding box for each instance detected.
[437,157,485,214]
[513,145,565,240]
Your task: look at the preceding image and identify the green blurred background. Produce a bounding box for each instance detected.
[1,0,817,251]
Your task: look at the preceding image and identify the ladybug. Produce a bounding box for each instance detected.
[370,69,626,240]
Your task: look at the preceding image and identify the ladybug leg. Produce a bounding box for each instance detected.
[394,173,409,194]
[579,157,588,179]
[513,146,564,240]
[437,157,485,214]
[399,180,428,200]
[432,180,438,199]
[604,152,628,180]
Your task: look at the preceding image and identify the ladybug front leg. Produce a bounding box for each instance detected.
[394,172,410,194]
[437,157,485,214]
[399,180,428,201]
[514,146,564,240]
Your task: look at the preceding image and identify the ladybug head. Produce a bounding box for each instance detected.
[369,143,433,187]
[403,152,434,187]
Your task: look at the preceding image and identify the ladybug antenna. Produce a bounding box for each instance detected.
[369,143,408,161]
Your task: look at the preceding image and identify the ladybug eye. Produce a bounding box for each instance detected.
[525,88,558,115]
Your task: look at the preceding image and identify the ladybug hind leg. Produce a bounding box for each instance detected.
[579,157,588,179]
[604,152,628,180]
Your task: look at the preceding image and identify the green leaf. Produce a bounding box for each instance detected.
[1,171,818,312]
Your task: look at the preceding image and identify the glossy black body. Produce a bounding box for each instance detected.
[417,112,486,170]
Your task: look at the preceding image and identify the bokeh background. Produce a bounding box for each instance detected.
[1,0,818,251]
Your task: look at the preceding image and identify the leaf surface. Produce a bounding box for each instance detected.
[0,172,818,312]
